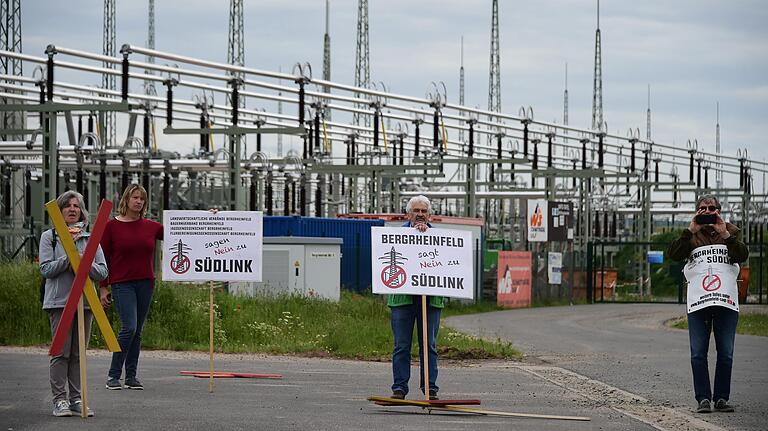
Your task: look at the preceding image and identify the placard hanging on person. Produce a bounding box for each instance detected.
[683,244,739,313]
[162,211,263,282]
[371,227,474,300]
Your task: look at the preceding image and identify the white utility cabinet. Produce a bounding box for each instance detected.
[229,236,342,301]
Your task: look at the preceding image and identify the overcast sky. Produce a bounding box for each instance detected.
[18,0,768,190]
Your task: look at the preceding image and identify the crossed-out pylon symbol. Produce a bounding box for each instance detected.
[169,239,192,274]
[378,246,408,289]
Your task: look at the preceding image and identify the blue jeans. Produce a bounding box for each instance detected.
[108,279,154,380]
[687,306,738,402]
[390,301,441,395]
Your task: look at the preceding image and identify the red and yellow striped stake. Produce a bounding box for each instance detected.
[46,199,120,355]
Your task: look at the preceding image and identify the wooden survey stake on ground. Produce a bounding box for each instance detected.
[179,371,283,379]
[371,396,480,406]
[367,396,591,421]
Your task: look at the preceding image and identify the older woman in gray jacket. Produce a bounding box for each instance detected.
[39,191,108,417]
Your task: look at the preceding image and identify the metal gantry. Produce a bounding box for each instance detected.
[0,44,765,300]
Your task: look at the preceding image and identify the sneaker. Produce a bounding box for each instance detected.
[429,390,439,401]
[52,400,72,417]
[105,378,122,390]
[390,390,405,400]
[124,377,144,390]
[696,399,712,413]
[714,399,734,412]
[69,400,94,417]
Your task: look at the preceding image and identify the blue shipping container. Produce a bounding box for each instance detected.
[263,216,385,293]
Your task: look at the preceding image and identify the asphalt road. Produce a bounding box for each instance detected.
[1,303,765,430]
[1,347,647,431]
[446,303,768,431]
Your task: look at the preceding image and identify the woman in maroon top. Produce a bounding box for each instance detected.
[99,184,163,390]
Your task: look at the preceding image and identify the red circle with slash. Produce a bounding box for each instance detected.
[171,255,191,274]
[702,274,721,292]
[381,265,407,289]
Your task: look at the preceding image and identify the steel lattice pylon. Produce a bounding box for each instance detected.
[1,0,24,141]
[591,0,603,132]
[145,0,156,96]
[564,63,569,126]
[459,36,465,143]
[716,102,722,190]
[227,0,244,71]
[646,85,651,140]
[227,0,245,90]
[322,0,331,110]
[227,0,245,210]
[353,0,369,127]
[103,0,116,147]
[487,0,501,114]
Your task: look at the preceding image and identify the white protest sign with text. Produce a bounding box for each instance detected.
[162,210,263,282]
[684,245,739,313]
[371,226,474,300]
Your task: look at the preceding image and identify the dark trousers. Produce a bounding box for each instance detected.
[687,306,738,402]
[108,279,154,380]
[390,301,441,395]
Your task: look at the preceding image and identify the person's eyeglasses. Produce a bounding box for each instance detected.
[697,205,719,212]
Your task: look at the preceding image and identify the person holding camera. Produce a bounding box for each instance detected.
[668,194,748,413]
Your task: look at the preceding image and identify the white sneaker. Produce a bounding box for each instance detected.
[52,400,72,417]
[70,400,94,417]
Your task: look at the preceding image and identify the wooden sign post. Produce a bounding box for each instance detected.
[209,281,215,393]
[421,295,429,401]
[161,210,265,393]
[77,297,88,418]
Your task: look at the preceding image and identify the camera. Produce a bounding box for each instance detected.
[695,214,718,225]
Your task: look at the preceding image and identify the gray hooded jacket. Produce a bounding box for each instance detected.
[39,229,108,310]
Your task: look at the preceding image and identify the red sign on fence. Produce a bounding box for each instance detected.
[496,251,532,309]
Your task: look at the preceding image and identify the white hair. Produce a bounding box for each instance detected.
[405,195,431,214]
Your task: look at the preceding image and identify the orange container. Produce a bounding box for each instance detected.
[738,266,750,304]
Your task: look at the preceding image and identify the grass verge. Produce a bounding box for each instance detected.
[0,262,520,361]
[670,313,768,337]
